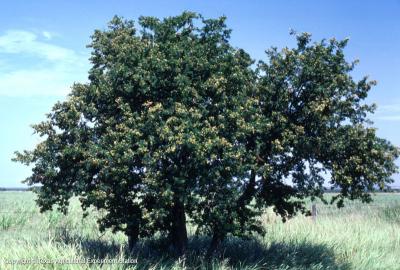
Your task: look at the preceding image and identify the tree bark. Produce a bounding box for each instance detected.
[206,231,224,258]
[236,169,257,227]
[170,196,188,256]
[126,223,139,252]
[237,169,256,209]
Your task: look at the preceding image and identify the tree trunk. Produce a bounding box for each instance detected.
[206,231,224,258]
[236,169,256,227]
[237,169,256,208]
[170,196,188,256]
[126,223,139,252]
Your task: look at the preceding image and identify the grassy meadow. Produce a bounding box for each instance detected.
[0,191,400,270]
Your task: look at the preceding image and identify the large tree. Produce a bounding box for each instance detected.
[14,12,398,256]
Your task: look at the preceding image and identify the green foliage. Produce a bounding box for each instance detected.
[13,12,399,254]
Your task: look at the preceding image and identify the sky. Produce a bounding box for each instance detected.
[0,0,399,187]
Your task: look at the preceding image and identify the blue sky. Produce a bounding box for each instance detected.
[0,0,399,187]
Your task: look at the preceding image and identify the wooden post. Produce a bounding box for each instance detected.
[311,203,317,223]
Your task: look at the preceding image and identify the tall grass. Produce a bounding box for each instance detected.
[0,192,399,269]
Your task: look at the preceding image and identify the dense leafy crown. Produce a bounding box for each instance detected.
[14,12,398,248]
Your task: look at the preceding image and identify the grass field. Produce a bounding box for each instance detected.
[0,192,400,270]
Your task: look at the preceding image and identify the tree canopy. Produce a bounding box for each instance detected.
[14,12,399,256]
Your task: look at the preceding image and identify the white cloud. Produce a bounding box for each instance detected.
[0,30,80,62]
[377,104,400,113]
[374,115,400,121]
[0,30,89,96]
[0,68,77,96]
[42,31,52,40]
[373,103,400,121]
